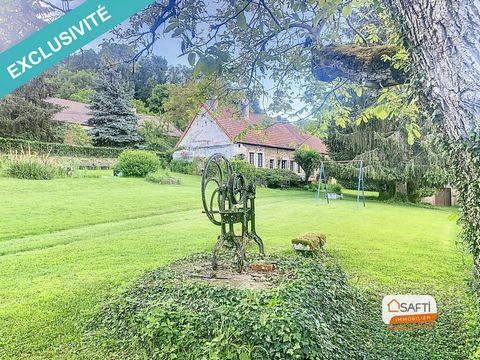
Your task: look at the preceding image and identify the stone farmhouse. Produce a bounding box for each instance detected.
[174,102,327,177]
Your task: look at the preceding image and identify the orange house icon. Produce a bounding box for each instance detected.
[388,299,400,312]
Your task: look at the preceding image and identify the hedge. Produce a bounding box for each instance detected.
[0,137,123,158]
[0,137,170,161]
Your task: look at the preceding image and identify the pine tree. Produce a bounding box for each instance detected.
[88,69,142,147]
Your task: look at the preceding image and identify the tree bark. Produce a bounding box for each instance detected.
[381,0,480,273]
[311,44,406,88]
[382,0,480,141]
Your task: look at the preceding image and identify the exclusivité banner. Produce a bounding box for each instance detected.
[0,0,155,99]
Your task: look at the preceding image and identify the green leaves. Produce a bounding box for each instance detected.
[237,11,248,30]
[342,4,353,17]
[193,56,217,77]
[192,46,231,77]
[188,52,196,67]
[406,122,421,145]
[164,22,178,33]
[92,253,365,359]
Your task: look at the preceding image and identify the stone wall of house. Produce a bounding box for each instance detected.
[237,143,305,176]
[175,109,235,159]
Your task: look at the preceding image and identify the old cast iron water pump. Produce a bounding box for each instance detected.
[201,153,265,272]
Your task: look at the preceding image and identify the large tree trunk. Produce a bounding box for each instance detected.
[382,0,480,281]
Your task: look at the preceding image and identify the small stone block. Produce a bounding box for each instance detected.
[250,263,275,272]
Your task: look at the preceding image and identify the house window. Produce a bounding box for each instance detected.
[290,161,294,171]
[257,153,264,168]
[281,160,288,169]
[249,152,255,165]
[269,159,275,169]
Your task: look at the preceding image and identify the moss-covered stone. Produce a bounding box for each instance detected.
[291,233,326,253]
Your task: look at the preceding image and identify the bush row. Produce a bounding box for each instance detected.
[231,159,302,189]
[0,137,172,161]
[169,158,303,189]
[0,137,124,158]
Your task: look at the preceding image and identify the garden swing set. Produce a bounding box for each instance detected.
[316,159,366,208]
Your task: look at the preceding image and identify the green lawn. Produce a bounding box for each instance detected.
[0,172,473,358]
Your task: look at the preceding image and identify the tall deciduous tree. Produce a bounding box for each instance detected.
[53,69,99,103]
[147,84,172,114]
[88,69,142,147]
[293,148,322,184]
[379,0,480,273]
[134,55,169,101]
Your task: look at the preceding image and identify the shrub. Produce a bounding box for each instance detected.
[113,150,161,177]
[138,120,178,152]
[230,159,256,182]
[146,170,181,185]
[256,168,302,188]
[293,148,322,183]
[169,159,197,175]
[329,183,343,195]
[60,124,92,146]
[6,157,64,180]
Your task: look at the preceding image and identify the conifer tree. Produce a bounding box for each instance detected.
[88,69,142,147]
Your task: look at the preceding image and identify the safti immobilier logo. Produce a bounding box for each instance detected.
[382,295,437,327]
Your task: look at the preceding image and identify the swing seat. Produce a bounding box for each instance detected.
[326,193,343,200]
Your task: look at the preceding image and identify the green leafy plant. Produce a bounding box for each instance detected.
[256,168,302,188]
[146,170,181,185]
[113,150,161,177]
[58,124,92,147]
[90,252,468,359]
[230,159,256,182]
[138,120,178,152]
[169,159,197,175]
[293,148,322,184]
[6,155,65,180]
[90,254,363,359]
[329,183,343,195]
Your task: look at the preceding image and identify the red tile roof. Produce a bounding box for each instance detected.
[181,103,328,154]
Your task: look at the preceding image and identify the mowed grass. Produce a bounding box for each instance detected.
[0,172,473,358]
